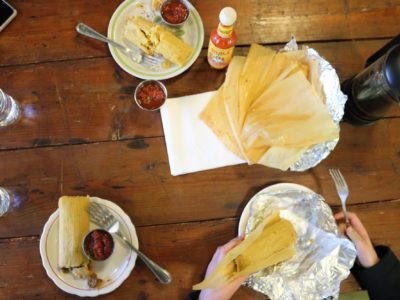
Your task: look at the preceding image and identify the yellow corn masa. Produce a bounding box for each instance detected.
[58,196,90,269]
[193,212,297,290]
[124,16,193,67]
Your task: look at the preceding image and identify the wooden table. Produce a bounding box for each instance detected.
[1,0,400,298]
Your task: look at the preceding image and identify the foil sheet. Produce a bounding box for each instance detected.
[283,37,348,171]
[243,188,357,300]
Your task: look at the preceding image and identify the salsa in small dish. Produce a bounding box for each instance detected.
[160,0,190,26]
[134,80,167,111]
[83,229,114,261]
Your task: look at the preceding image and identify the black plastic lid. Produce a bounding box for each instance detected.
[366,35,400,67]
[384,44,400,99]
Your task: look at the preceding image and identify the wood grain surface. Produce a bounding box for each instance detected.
[1,39,400,150]
[1,0,400,298]
[0,117,400,239]
[0,200,399,299]
[1,0,400,66]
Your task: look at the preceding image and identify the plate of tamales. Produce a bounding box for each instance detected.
[39,196,138,297]
[236,183,356,299]
[108,0,204,80]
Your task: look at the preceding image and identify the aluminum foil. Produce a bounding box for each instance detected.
[282,37,348,171]
[244,189,357,300]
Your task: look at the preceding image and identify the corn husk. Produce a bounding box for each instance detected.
[193,211,297,290]
[200,44,338,170]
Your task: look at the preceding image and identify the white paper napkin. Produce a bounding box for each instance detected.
[160,91,245,176]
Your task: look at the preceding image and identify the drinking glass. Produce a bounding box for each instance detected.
[0,89,20,127]
[0,187,14,216]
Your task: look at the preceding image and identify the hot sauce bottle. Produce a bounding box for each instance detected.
[207,7,237,69]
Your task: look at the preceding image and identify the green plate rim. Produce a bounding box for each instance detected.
[108,0,204,79]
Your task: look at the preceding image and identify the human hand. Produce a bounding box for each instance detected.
[199,236,248,300]
[335,211,379,268]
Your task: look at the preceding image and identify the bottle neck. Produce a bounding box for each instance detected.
[217,23,234,38]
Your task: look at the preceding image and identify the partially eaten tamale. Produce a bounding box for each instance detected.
[193,212,297,290]
[151,0,163,11]
[58,196,98,288]
[124,16,193,67]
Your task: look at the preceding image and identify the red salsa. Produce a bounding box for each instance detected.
[136,81,166,110]
[161,0,189,25]
[84,229,114,261]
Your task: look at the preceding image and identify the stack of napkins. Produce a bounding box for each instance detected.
[160,91,244,176]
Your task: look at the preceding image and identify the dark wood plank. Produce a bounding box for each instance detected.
[2,39,399,150]
[1,117,400,238]
[0,200,399,298]
[1,0,400,66]
[0,0,119,66]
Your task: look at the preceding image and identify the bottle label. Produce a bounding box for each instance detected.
[207,40,234,69]
[217,24,233,38]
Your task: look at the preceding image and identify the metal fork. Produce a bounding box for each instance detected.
[329,169,350,227]
[88,202,172,284]
[76,23,162,66]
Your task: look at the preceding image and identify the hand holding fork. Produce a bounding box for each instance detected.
[329,169,350,227]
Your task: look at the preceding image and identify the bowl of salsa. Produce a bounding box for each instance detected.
[134,80,167,111]
[160,0,190,26]
[83,229,114,261]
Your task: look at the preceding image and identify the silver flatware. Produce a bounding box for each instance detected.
[76,23,162,66]
[123,38,164,67]
[88,202,172,285]
[329,169,350,227]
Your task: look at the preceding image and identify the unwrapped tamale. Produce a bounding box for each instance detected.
[124,16,193,66]
[193,212,297,290]
[58,196,90,269]
[152,0,163,11]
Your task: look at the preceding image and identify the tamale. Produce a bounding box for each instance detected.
[58,196,90,269]
[124,16,193,66]
[193,212,297,290]
[124,16,155,54]
[152,0,163,10]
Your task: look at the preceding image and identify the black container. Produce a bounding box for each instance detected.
[343,36,400,125]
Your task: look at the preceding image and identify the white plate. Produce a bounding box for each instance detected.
[39,197,138,297]
[238,183,314,235]
[108,0,204,80]
[236,183,357,299]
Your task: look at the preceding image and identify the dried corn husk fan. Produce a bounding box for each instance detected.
[200,43,341,171]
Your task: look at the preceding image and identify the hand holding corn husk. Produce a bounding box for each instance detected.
[193,212,297,290]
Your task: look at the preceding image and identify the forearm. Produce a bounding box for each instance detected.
[351,246,400,300]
